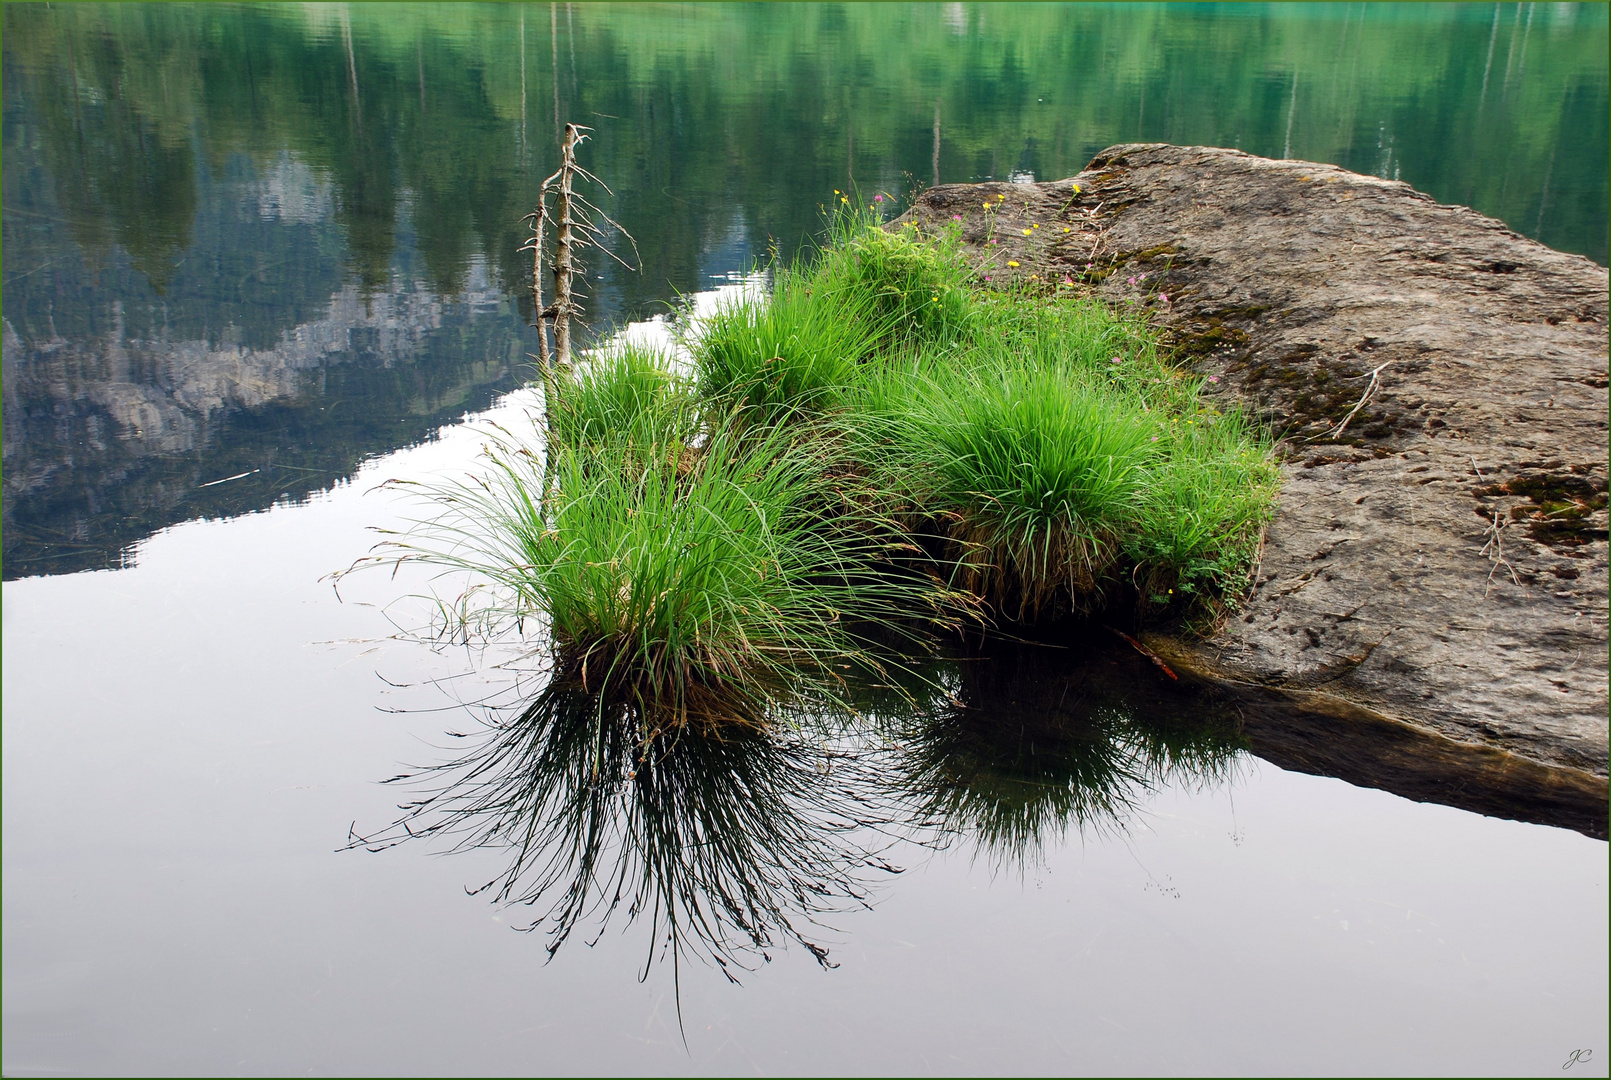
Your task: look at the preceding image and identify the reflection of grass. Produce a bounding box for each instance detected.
[874,638,1247,866]
[348,679,904,1015]
[349,637,1248,997]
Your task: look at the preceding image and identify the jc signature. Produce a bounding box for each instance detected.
[1563,1049,1593,1070]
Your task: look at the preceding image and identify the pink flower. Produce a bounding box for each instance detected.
[1127,276,1137,285]
[1061,276,1075,286]
[1110,356,1122,365]
[952,214,963,221]
[1160,293,1169,303]
[874,194,885,203]
[1207,375,1220,383]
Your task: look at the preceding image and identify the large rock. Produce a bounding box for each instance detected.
[899,144,1608,823]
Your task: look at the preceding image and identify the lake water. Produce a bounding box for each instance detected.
[3,4,1607,1076]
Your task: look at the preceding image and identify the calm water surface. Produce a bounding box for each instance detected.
[3,4,1608,1076]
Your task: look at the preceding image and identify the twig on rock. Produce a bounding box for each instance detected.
[1311,358,1393,441]
[1479,510,1520,596]
[1106,626,1179,680]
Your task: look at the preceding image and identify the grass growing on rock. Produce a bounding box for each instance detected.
[370,209,1277,729]
[691,215,1277,627]
[368,344,971,731]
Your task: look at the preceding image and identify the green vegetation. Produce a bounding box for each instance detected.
[378,210,1277,728]
[376,342,970,729]
[4,1,1604,332]
[694,214,1278,624]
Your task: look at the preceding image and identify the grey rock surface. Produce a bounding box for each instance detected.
[900,143,1608,785]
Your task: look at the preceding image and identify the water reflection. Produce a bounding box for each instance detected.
[879,635,1245,867]
[1,271,526,578]
[349,676,911,993]
[354,634,1247,991]
[4,2,1604,578]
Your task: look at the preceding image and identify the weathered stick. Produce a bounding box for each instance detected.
[1313,358,1393,441]
[527,201,551,369]
[552,123,578,368]
[523,122,639,398]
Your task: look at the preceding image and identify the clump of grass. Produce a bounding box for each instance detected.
[1126,405,1279,612]
[873,357,1155,617]
[368,413,969,730]
[366,202,1276,730]
[691,211,978,427]
[843,277,1276,622]
[548,344,698,459]
[691,272,880,426]
[810,217,976,349]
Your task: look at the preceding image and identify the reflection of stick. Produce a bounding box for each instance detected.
[1106,626,1178,680]
[1315,359,1393,441]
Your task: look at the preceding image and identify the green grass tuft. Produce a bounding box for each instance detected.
[871,356,1155,617]
[371,415,971,729]
[548,344,699,459]
[691,273,878,426]
[366,204,1278,727]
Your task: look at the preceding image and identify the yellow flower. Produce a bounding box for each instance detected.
[1063,227,1070,233]
[982,201,992,210]
[841,196,849,204]
[1072,183,1081,193]
[1022,228,1032,235]
[1007,260,1020,268]
[834,189,840,195]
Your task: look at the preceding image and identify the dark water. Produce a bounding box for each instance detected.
[3,4,1608,1076]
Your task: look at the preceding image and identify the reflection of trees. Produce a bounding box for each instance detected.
[877,637,1245,868]
[6,5,198,292]
[350,679,906,997]
[5,2,1603,318]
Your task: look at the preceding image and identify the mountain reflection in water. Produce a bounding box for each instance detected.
[350,632,1245,991]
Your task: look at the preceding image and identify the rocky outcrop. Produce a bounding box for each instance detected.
[899,144,1608,816]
